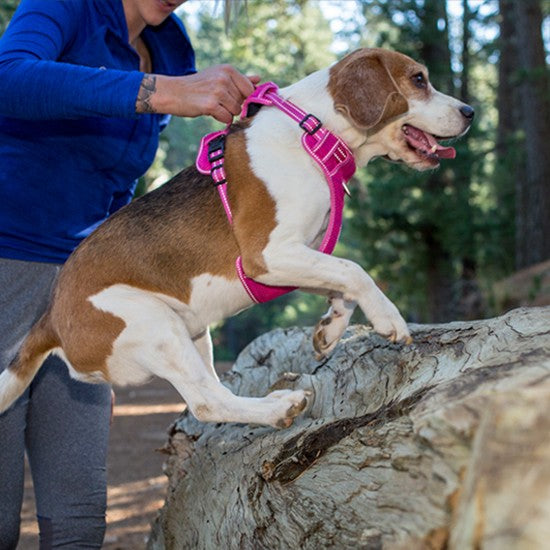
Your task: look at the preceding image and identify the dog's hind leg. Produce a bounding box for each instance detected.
[312,295,356,360]
[161,334,310,428]
[90,285,309,428]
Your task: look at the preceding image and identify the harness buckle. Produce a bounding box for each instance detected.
[299,113,322,135]
[208,135,226,162]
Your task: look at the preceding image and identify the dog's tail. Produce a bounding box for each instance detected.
[0,312,59,413]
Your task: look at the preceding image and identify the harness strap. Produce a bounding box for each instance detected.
[195,82,356,303]
[205,133,233,220]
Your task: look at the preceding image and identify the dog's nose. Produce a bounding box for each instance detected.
[460,105,475,121]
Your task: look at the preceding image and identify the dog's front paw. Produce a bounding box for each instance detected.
[312,298,356,360]
[367,294,412,344]
[312,311,345,360]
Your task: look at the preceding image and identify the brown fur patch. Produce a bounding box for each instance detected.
[50,293,124,379]
[11,311,59,379]
[57,166,239,301]
[225,131,278,279]
[328,48,429,131]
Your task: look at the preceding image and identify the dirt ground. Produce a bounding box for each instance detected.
[17,371,218,549]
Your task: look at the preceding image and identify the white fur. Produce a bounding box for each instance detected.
[0,369,27,411]
[0,347,55,412]
[312,296,358,359]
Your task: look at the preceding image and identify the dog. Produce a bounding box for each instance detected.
[0,48,473,428]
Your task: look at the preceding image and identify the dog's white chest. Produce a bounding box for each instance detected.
[246,122,331,247]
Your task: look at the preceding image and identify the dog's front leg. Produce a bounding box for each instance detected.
[254,245,411,344]
[192,328,218,382]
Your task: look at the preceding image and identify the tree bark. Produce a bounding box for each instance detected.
[148,306,550,550]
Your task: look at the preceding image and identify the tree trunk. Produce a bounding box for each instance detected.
[423,226,456,322]
[148,306,550,550]
[495,0,521,271]
[512,0,550,268]
[456,0,483,320]
[418,0,458,322]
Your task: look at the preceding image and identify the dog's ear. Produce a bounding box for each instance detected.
[329,52,409,130]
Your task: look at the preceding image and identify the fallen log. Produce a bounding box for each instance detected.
[148,306,550,550]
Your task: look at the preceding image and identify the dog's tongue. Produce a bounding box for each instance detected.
[403,124,456,159]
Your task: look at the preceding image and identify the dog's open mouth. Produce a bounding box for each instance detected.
[402,124,456,161]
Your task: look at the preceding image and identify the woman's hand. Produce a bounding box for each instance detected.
[136,65,261,123]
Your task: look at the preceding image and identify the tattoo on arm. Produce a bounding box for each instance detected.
[136,74,157,114]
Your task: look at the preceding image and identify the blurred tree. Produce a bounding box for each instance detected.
[511,0,550,268]
[417,0,463,322]
[454,0,485,320]
[495,0,520,273]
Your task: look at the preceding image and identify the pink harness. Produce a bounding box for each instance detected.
[196,82,356,303]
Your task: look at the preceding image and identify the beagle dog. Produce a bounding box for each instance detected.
[0,48,473,428]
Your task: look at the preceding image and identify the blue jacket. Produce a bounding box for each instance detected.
[0,0,195,263]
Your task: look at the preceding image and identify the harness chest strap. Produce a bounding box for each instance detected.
[196,82,356,304]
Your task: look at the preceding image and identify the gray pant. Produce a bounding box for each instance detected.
[0,259,111,549]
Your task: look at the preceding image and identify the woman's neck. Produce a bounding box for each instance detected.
[121,0,147,45]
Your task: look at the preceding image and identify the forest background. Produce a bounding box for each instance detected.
[1,0,549,359]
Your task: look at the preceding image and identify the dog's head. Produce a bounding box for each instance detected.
[328,48,474,170]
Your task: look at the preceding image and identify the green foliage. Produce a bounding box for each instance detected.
[211,292,328,361]
[192,0,334,85]
[0,0,19,35]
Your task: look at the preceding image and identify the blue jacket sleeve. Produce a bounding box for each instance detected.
[0,0,144,120]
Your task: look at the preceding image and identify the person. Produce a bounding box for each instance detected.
[0,0,259,548]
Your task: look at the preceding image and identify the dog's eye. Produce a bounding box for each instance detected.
[412,73,427,89]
